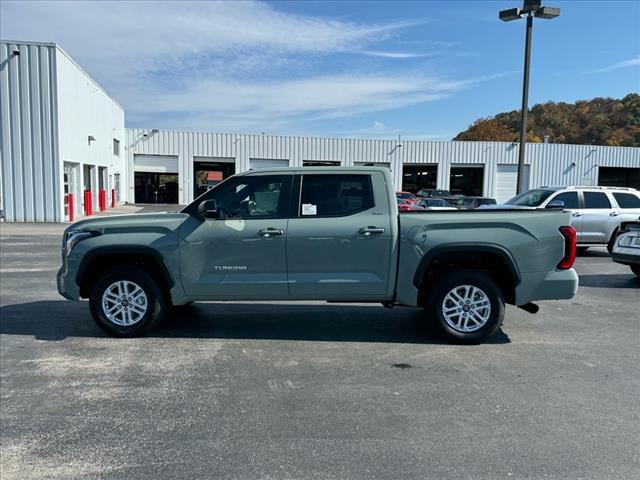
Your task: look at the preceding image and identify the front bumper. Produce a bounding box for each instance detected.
[515,268,579,305]
[57,265,80,300]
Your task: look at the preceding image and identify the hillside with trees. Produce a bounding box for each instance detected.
[454,94,640,147]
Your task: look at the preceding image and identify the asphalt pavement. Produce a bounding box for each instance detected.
[1,222,639,480]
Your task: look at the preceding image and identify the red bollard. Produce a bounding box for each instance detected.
[98,189,106,211]
[111,189,116,208]
[84,190,93,216]
[68,193,75,222]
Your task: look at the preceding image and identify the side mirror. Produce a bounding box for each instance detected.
[198,199,219,218]
[546,200,564,209]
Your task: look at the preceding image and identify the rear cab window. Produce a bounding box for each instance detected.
[583,191,612,209]
[612,192,640,209]
[299,174,374,217]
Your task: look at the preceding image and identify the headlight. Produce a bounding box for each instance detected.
[64,229,101,254]
[617,234,640,249]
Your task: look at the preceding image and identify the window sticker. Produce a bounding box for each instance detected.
[302,203,317,215]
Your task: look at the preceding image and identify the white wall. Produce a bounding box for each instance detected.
[0,42,60,221]
[127,129,640,204]
[56,47,125,217]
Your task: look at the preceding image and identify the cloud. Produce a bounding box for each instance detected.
[587,57,640,74]
[359,50,441,59]
[0,0,490,134]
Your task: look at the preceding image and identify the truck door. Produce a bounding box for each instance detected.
[286,172,394,300]
[581,191,619,243]
[548,191,583,241]
[179,173,292,298]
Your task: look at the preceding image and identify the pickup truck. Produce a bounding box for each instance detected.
[57,167,579,343]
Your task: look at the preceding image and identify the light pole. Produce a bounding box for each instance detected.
[500,0,559,194]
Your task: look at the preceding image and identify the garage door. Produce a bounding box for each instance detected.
[495,164,530,203]
[249,158,290,169]
[134,155,179,173]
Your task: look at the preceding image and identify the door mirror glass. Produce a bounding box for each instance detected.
[546,200,564,209]
[198,199,219,218]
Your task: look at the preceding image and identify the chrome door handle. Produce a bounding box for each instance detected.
[258,228,284,237]
[359,226,385,236]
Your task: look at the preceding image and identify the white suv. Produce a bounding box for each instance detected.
[503,186,640,252]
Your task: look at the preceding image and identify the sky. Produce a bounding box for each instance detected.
[1,0,639,140]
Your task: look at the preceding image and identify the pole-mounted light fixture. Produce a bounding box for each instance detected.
[500,0,560,194]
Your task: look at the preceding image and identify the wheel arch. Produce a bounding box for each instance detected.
[413,243,520,306]
[76,246,174,299]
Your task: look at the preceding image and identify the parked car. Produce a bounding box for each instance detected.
[58,167,578,344]
[453,196,497,209]
[416,188,451,198]
[414,198,457,210]
[611,222,640,276]
[500,186,640,252]
[397,198,424,212]
[396,191,418,204]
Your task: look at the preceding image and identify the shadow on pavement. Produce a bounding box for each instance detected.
[0,301,510,345]
[579,274,640,289]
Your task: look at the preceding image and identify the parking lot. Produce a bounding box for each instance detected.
[1,222,638,480]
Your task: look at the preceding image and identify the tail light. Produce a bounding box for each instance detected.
[558,226,577,269]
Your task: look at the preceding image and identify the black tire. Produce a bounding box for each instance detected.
[607,229,619,254]
[577,246,589,255]
[631,265,640,277]
[89,265,167,337]
[426,271,505,344]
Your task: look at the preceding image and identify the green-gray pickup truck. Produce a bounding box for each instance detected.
[57,167,578,343]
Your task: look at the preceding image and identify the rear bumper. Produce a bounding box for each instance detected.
[611,250,640,266]
[57,266,80,300]
[515,268,579,305]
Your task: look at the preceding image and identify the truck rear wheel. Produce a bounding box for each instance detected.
[426,271,505,344]
[89,266,167,337]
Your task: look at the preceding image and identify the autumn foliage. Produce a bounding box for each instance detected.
[454,94,640,147]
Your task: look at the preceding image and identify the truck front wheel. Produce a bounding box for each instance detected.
[89,266,167,337]
[427,271,505,344]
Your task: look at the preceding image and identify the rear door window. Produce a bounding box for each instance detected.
[612,192,640,209]
[299,174,374,217]
[551,192,579,209]
[583,192,611,209]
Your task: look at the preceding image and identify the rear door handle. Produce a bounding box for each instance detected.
[572,212,582,217]
[359,226,385,236]
[609,212,619,217]
[258,228,284,237]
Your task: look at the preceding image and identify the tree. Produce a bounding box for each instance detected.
[454,94,640,146]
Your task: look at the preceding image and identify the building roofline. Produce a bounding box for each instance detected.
[1,39,125,111]
[125,127,640,151]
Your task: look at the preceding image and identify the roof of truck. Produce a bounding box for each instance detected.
[238,166,391,175]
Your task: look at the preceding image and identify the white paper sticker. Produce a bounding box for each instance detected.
[302,203,317,215]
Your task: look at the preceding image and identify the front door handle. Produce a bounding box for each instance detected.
[258,228,284,238]
[572,212,582,217]
[359,226,385,236]
[609,212,619,217]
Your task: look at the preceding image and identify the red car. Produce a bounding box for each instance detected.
[396,191,417,204]
[397,198,425,211]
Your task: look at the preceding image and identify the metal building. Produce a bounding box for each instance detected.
[126,128,640,206]
[1,40,126,222]
[2,39,639,222]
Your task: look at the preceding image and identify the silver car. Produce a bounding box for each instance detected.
[503,186,640,252]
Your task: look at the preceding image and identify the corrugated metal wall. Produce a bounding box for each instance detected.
[1,42,61,221]
[127,128,640,203]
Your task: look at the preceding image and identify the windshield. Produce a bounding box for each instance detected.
[505,189,555,207]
